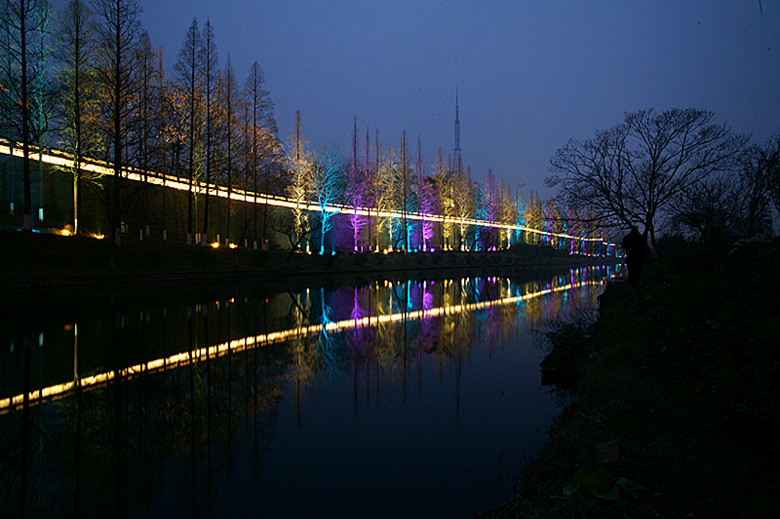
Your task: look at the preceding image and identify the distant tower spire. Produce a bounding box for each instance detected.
[454,88,462,172]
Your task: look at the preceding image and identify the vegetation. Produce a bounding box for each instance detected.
[2,1,617,257]
[485,237,780,518]
[547,108,752,250]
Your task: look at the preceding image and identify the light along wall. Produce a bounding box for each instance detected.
[0,140,617,249]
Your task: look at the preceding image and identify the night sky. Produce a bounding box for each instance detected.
[132,1,778,197]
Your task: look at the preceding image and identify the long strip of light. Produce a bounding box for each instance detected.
[0,141,614,245]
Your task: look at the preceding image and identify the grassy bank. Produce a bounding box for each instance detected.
[485,237,780,518]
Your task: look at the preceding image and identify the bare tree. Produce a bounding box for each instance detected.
[92,0,141,254]
[311,144,345,254]
[750,135,780,220]
[1,0,50,230]
[344,117,367,251]
[56,0,99,234]
[216,52,239,244]
[243,60,278,246]
[548,108,748,249]
[430,147,453,249]
[285,110,312,252]
[132,29,155,237]
[672,135,779,241]
[173,17,202,244]
[415,135,435,251]
[199,18,217,245]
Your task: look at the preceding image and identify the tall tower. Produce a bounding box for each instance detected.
[454,88,462,173]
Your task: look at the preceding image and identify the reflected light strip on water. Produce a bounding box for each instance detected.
[0,275,613,414]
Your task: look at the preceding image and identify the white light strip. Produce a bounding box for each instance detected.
[0,141,614,245]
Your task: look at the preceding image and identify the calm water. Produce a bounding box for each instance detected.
[0,265,619,519]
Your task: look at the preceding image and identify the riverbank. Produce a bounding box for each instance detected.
[484,237,780,518]
[0,230,618,293]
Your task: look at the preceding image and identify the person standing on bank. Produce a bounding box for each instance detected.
[621,227,649,285]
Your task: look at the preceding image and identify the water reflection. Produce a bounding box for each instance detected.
[0,265,618,518]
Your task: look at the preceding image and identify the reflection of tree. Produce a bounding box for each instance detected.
[2,304,288,517]
[0,268,618,514]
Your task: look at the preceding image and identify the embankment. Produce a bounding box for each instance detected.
[484,237,780,518]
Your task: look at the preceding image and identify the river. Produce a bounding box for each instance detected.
[0,264,619,518]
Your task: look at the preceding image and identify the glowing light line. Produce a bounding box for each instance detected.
[0,274,612,414]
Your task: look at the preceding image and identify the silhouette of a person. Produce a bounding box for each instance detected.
[621,228,648,285]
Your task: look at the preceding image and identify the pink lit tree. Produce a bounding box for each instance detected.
[415,136,436,251]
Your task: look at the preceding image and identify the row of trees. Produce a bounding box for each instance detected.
[548,108,779,249]
[1,0,281,247]
[280,113,599,255]
[2,0,608,256]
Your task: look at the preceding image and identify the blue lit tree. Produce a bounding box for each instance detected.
[311,144,346,254]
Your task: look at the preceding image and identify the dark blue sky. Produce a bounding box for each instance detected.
[137,1,778,197]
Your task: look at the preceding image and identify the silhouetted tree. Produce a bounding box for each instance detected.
[548,108,748,249]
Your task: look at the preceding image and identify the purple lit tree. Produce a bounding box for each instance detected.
[415,136,436,251]
[344,118,368,251]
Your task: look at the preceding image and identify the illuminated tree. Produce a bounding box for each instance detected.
[29,0,55,221]
[173,17,202,244]
[344,118,368,251]
[92,0,142,252]
[0,0,50,230]
[56,0,99,234]
[243,60,279,246]
[430,148,453,249]
[311,144,345,255]
[480,169,499,250]
[548,108,747,249]
[284,110,312,252]
[214,52,239,244]
[199,19,217,245]
[523,192,544,245]
[415,136,435,251]
[544,199,564,248]
[375,145,402,250]
[131,30,156,237]
[498,180,516,249]
[451,165,474,250]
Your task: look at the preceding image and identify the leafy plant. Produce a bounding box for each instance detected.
[563,468,645,507]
